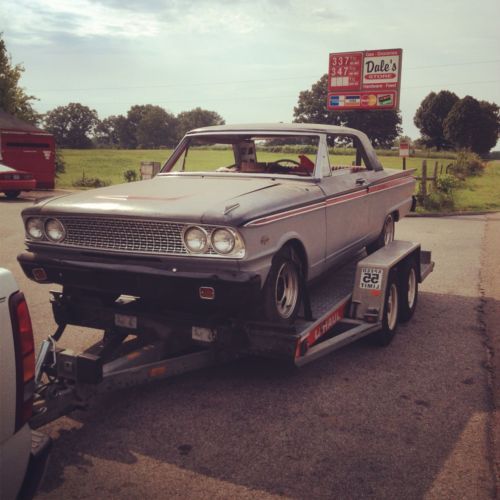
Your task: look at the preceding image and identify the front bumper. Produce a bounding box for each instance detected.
[18,250,262,310]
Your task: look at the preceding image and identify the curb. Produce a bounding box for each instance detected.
[408,211,499,218]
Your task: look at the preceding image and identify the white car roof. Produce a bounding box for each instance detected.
[187,123,366,137]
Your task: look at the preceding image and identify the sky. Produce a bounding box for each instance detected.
[1,0,499,142]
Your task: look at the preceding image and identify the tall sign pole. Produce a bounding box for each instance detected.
[327,49,403,111]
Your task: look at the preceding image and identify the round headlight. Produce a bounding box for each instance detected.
[211,228,235,255]
[183,226,208,253]
[26,218,44,239]
[45,218,66,242]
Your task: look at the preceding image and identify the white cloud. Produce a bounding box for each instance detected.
[1,0,161,43]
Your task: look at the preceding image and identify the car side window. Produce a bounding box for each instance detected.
[327,134,367,174]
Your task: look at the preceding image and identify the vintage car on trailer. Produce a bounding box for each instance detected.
[18,124,416,323]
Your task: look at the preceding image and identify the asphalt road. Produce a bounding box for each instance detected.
[0,192,498,499]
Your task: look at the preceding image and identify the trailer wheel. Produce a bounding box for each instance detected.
[398,257,418,322]
[367,213,395,254]
[263,247,302,324]
[371,270,399,346]
[4,190,21,199]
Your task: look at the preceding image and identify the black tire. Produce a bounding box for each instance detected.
[371,270,399,346]
[398,257,419,322]
[263,247,303,324]
[366,213,395,254]
[5,190,21,199]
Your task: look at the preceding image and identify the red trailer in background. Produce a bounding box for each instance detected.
[0,111,55,189]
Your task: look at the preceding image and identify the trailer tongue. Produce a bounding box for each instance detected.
[30,241,433,429]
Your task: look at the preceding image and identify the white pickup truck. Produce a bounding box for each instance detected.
[0,268,50,500]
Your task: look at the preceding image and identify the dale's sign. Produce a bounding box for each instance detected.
[327,49,402,111]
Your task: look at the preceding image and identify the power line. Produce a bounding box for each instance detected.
[32,60,500,93]
[36,79,500,106]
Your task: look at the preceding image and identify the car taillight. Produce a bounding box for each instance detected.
[9,291,35,431]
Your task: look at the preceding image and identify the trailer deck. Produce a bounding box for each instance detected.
[30,241,433,429]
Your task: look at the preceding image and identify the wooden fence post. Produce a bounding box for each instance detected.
[433,161,438,189]
[420,160,427,198]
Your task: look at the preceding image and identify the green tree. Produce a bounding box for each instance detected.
[293,74,402,148]
[443,96,499,154]
[413,90,459,150]
[0,34,38,123]
[44,103,99,148]
[135,106,177,148]
[94,115,121,147]
[123,105,177,148]
[176,107,225,139]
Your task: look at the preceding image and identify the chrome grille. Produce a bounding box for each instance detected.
[57,216,210,256]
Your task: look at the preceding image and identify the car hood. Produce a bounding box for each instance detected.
[28,175,323,226]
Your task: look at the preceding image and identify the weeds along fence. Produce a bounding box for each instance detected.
[405,159,453,199]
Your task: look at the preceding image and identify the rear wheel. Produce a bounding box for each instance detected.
[4,190,21,199]
[371,270,399,346]
[398,257,418,322]
[263,247,303,324]
[367,213,395,254]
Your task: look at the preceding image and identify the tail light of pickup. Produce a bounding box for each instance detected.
[9,292,35,432]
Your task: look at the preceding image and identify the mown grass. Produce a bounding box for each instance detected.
[452,160,500,211]
[58,148,439,188]
[57,149,499,212]
[58,149,170,188]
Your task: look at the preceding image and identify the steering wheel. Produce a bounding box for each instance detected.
[273,159,301,168]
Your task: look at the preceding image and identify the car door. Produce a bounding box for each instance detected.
[319,134,371,267]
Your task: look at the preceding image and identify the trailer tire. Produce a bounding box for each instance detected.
[371,269,399,346]
[398,257,418,322]
[263,247,302,324]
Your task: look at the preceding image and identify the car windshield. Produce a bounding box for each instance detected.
[0,164,15,173]
[163,134,319,177]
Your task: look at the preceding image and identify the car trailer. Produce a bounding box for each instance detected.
[30,240,433,429]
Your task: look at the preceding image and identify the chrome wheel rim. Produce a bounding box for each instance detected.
[384,216,395,246]
[275,262,299,318]
[387,283,398,330]
[407,268,417,309]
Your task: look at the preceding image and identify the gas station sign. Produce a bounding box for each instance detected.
[327,49,402,111]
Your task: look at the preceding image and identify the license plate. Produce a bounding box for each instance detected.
[360,267,383,290]
[192,326,217,343]
[115,313,137,329]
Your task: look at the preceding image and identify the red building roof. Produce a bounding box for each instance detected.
[0,110,49,134]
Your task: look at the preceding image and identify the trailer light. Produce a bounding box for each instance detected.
[26,217,44,239]
[364,313,379,323]
[199,287,215,300]
[45,218,66,242]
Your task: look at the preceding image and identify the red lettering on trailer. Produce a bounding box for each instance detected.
[295,299,349,358]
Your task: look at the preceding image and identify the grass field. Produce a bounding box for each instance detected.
[453,160,500,211]
[57,149,499,212]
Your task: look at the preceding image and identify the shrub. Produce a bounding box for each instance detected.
[123,169,138,182]
[55,148,66,175]
[436,174,461,194]
[421,191,455,211]
[449,151,485,179]
[72,170,110,189]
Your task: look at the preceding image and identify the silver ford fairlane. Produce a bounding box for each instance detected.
[18,124,416,323]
